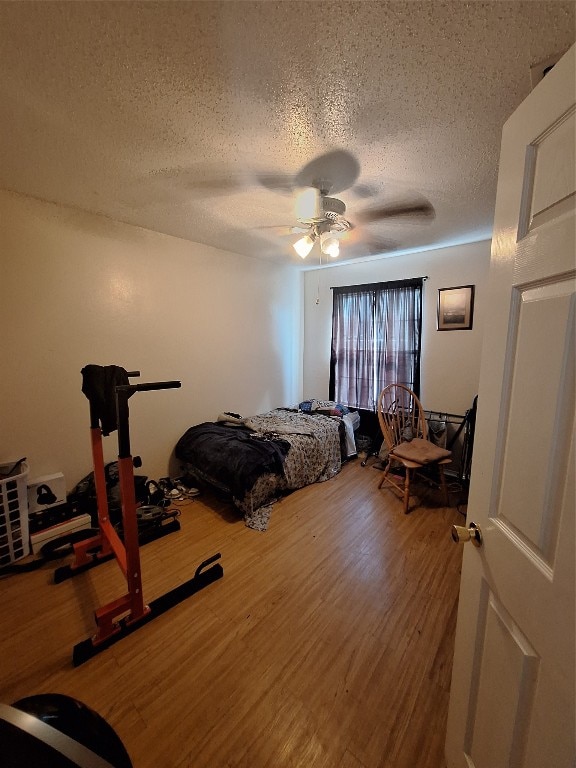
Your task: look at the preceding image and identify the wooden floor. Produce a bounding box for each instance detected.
[0,460,464,768]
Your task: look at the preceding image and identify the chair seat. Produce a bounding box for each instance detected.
[391,437,452,465]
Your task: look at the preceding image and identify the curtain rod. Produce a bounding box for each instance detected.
[330,276,428,290]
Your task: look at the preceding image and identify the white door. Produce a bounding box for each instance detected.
[445,44,575,768]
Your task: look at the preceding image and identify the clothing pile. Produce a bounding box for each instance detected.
[298,399,350,417]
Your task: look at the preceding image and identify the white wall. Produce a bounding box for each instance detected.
[303,240,491,416]
[0,190,302,490]
[0,188,490,493]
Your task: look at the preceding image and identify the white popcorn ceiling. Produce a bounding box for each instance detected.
[0,1,573,265]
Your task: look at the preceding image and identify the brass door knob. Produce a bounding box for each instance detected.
[451,522,483,547]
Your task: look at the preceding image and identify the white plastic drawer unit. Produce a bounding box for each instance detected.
[0,460,30,565]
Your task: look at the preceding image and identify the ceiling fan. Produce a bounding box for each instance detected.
[257,150,436,259]
[289,186,351,258]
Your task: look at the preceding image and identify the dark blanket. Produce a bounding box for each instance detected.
[174,423,290,501]
[81,364,130,435]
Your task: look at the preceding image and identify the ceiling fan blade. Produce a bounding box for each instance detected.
[364,237,397,254]
[148,164,252,198]
[255,149,360,198]
[255,172,295,194]
[350,182,380,199]
[255,224,309,237]
[354,200,435,225]
[294,149,360,194]
[339,229,396,254]
[338,228,362,244]
[189,177,246,194]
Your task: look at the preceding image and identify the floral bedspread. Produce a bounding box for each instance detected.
[244,410,341,486]
[238,409,341,530]
[180,409,342,531]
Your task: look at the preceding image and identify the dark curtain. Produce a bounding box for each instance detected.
[329,278,422,410]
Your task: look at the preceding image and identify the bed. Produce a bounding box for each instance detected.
[175,407,354,531]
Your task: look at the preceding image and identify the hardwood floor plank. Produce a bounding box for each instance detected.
[0,460,463,767]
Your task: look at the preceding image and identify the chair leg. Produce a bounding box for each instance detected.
[403,468,411,514]
[378,459,392,489]
[439,464,449,507]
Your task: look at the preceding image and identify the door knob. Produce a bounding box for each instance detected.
[451,522,483,547]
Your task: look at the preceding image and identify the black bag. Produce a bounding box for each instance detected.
[68,462,148,525]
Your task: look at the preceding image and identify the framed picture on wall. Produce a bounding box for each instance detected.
[437,285,475,331]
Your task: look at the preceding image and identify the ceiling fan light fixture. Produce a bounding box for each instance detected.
[293,233,315,258]
[295,187,322,223]
[320,232,340,258]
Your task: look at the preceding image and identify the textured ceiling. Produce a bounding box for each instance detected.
[0,2,574,266]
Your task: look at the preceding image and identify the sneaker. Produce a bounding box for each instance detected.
[174,481,200,499]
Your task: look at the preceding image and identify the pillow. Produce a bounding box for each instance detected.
[392,437,451,465]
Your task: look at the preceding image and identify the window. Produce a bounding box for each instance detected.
[329,278,423,410]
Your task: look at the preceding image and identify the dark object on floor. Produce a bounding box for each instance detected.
[1,508,180,578]
[1,693,132,767]
[68,461,148,523]
[29,501,77,534]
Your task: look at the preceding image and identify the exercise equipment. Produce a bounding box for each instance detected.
[57,367,223,666]
[0,693,131,767]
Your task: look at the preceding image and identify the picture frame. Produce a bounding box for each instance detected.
[437,285,475,331]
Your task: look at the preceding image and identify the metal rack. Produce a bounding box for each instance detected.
[55,367,223,666]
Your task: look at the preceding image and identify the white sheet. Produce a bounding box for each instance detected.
[342,411,361,457]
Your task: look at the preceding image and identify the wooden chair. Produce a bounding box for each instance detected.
[377,383,452,514]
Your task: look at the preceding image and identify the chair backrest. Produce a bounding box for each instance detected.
[377,384,429,452]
